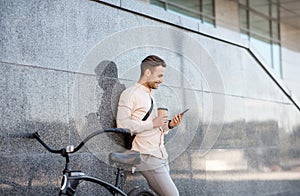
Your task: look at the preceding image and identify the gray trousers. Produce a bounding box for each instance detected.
[137,155,179,196]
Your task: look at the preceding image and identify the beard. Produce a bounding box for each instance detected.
[146,81,160,89]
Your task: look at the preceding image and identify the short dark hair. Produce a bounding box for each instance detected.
[140,55,166,75]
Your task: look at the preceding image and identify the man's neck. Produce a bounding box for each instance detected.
[138,79,150,90]
[141,83,151,90]
[137,81,152,94]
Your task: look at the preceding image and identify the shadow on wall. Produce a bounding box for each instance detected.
[85,60,126,147]
[0,61,129,195]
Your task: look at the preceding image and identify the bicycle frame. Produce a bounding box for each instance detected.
[60,170,126,196]
[19,128,131,196]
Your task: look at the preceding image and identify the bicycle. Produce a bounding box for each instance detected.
[18,128,155,196]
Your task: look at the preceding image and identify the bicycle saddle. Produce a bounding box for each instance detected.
[109,150,141,166]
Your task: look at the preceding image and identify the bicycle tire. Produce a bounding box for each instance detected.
[127,186,156,196]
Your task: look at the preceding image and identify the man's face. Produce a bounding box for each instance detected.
[145,65,166,89]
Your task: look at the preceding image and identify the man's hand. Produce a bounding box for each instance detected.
[153,116,168,128]
[169,113,182,128]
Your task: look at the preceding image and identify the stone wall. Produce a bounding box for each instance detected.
[1,0,300,195]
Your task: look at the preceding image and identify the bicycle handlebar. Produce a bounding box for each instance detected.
[8,128,130,155]
[73,128,130,153]
[7,132,36,139]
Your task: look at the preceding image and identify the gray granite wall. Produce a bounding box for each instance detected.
[1,0,300,195]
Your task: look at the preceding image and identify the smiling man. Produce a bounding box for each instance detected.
[117,55,182,195]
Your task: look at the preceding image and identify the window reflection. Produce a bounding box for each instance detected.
[238,0,282,77]
[150,0,215,26]
[251,37,272,66]
[272,43,281,74]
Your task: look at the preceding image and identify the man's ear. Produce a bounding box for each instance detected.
[144,68,151,77]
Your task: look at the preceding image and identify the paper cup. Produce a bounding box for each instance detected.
[157,108,168,118]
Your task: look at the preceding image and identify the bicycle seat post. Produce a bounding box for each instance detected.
[114,167,124,189]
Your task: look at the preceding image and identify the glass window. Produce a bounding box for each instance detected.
[251,36,272,66]
[238,0,282,77]
[151,0,165,8]
[272,21,280,41]
[249,0,269,14]
[272,43,281,74]
[249,12,270,37]
[150,0,215,26]
[239,0,246,5]
[202,0,214,25]
[271,4,278,19]
[239,7,248,38]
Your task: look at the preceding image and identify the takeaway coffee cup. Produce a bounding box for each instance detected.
[157,108,168,119]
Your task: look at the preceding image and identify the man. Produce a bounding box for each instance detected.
[117,55,182,196]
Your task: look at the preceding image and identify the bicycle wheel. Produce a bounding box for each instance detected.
[127,186,156,196]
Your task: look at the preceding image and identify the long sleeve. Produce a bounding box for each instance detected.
[116,85,153,134]
[116,83,168,159]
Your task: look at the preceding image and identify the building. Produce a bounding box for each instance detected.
[1,0,299,195]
